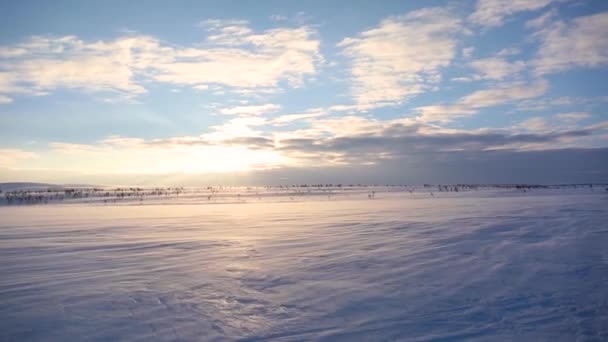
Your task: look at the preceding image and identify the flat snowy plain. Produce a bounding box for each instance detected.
[1,187,607,341]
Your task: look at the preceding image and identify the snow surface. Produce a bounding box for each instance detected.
[1,188,607,341]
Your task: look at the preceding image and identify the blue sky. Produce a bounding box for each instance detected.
[1,0,607,184]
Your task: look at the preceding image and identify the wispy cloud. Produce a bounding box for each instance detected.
[202,116,269,142]
[513,111,591,132]
[555,112,590,122]
[0,36,151,101]
[417,80,549,122]
[515,116,553,132]
[469,0,554,28]
[525,8,558,29]
[469,57,526,81]
[219,104,281,116]
[516,96,585,111]
[271,108,326,125]
[532,12,608,74]
[0,21,322,103]
[0,94,13,104]
[0,148,37,167]
[154,21,322,90]
[339,7,463,107]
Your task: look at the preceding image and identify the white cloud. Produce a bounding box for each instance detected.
[270,15,288,22]
[469,0,554,28]
[219,103,281,116]
[496,47,521,57]
[417,79,549,122]
[462,47,475,59]
[308,115,389,137]
[514,112,591,133]
[516,96,580,111]
[339,7,462,107]
[451,77,475,83]
[203,116,269,142]
[271,108,326,125]
[460,79,548,107]
[0,21,322,102]
[470,57,526,80]
[270,102,393,126]
[0,47,28,58]
[199,19,250,28]
[0,148,37,167]
[415,104,478,122]
[517,116,551,131]
[153,23,321,89]
[525,8,558,29]
[0,95,13,104]
[0,36,151,99]
[533,12,608,74]
[556,112,590,123]
[193,84,209,91]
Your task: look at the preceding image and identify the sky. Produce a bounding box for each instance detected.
[1,0,607,185]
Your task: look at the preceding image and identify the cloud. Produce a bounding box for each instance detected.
[515,96,581,111]
[153,25,321,89]
[533,12,608,74]
[0,36,151,100]
[462,47,475,59]
[270,15,288,22]
[269,112,605,166]
[469,0,554,28]
[514,112,593,133]
[276,121,596,165]
[0,148,37,167]
[555,112,590,122]
[219,103,281,116]
[339,7,463,107]
[269,103,391,127]
[417,79,549,122]
[202,116,269,142]
[271,108,326,125]
[459,79,548,107]
[45,122,597,169]
[516,116,551,132]
[193,84,209,91]
[496,47,521,57]
[454,45,525,83]
[0,94,13,104]
[88,116,272,150]
[0,21,322,102]
[469,57,526,81]
[5,108,607,178]
[198,19,249,27]
[45,135,284,174]
[525,8,558,29]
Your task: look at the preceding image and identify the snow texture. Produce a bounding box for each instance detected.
[1,188,607,341]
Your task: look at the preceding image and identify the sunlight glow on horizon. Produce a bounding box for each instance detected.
[12,145,291,175]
